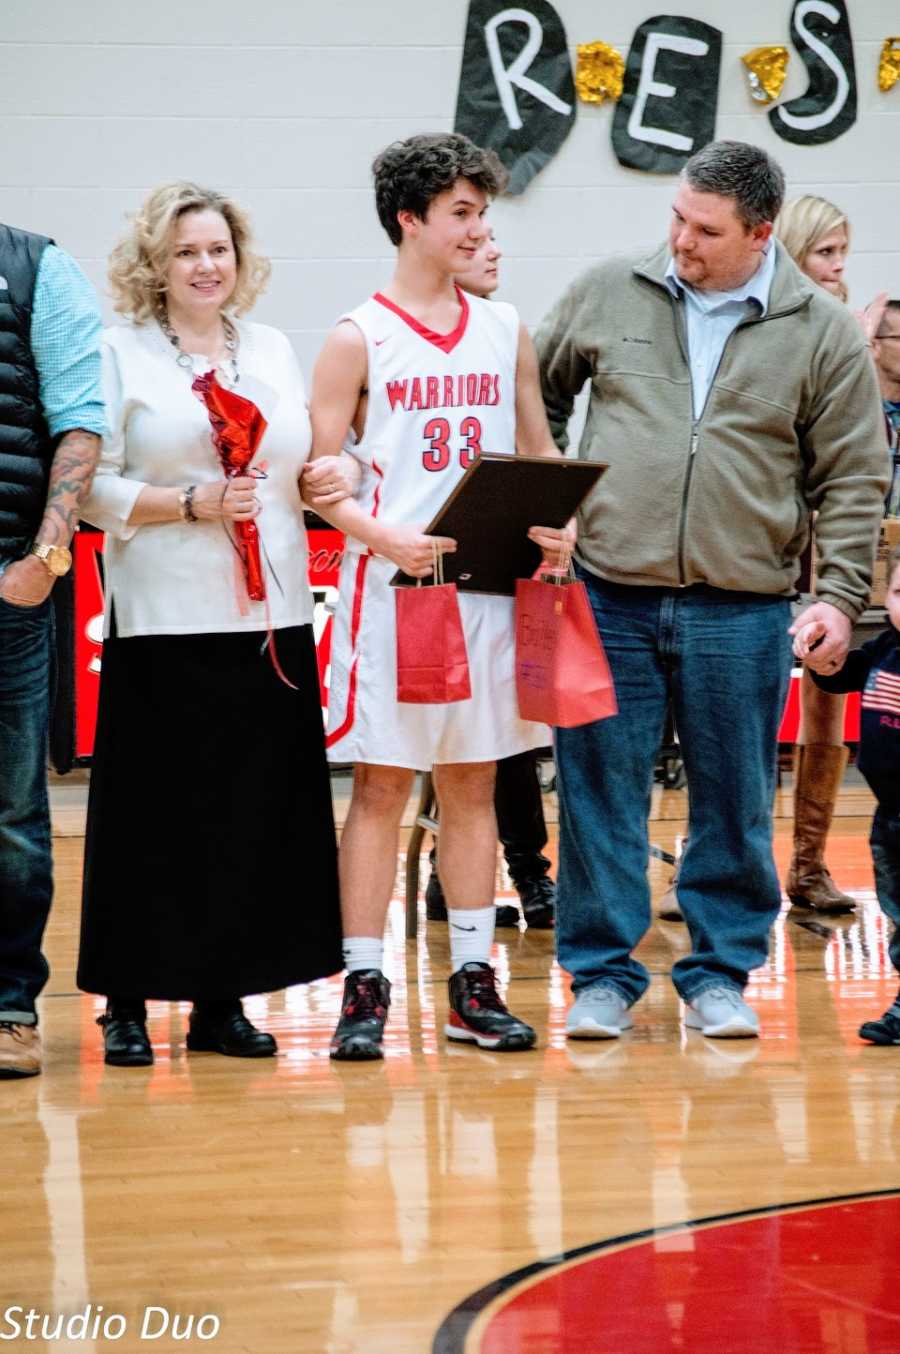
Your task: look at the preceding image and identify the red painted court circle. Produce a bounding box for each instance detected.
[436,1194,900,1353]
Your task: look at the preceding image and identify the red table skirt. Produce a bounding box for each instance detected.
[71,532,860,759]
[72,524,345,761]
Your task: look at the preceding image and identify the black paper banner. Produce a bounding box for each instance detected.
[454,0,576,196]
[612,15,722,174]
[769,0,857,145]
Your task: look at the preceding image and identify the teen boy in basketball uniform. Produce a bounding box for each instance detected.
[306,133,570,1060]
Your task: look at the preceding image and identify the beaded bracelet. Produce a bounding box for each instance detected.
[178,485,198,523]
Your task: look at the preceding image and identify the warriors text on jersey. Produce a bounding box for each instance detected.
[325,287,547,769]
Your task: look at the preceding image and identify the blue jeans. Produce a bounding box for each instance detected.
[0,594,54,1023]
[555,569,792,1004]
[871,809,900,976]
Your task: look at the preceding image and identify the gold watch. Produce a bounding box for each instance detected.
[29,543,73,577]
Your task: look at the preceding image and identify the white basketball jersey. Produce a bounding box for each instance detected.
[324,287,547,768]
[342,287,519,538]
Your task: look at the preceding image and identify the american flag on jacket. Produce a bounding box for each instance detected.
[863,666,900,718]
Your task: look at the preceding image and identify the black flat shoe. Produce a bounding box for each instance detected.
[98,1010,153,1067]
[187,1005,277,1058]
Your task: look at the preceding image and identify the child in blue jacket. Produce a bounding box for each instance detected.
[794,546,900,1044]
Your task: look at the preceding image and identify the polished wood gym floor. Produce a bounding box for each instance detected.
[6,774,900,1353]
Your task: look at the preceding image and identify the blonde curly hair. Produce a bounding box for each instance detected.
[774,195,850,304]
[108,181,271,322]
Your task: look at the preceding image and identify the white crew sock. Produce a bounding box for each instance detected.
[342,937,385,975]
[447,906,496,973]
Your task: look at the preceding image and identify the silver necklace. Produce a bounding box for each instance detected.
[160,311,240,383]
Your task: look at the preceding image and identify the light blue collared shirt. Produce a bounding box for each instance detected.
[664,242,778,418]
[29,244,105,439]
[0,244,104,569]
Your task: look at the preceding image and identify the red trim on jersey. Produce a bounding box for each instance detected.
[370,457,384,523]
[373,286,470,354]
[325,461,384,750]
[324,553,369,749]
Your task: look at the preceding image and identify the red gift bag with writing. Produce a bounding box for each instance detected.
[515,573,617,727]
[396,550,472,704]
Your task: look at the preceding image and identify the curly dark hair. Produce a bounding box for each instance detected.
[372,133,508,246]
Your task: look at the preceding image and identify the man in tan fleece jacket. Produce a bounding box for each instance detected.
[535,140,888,1042]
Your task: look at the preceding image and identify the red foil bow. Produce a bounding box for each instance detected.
[192,370,268,601]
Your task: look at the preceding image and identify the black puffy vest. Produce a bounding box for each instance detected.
[0,223,54,557]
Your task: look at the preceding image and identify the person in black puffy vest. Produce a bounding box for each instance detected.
[0,222,103,1078]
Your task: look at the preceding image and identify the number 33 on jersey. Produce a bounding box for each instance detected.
[340,286,519,528]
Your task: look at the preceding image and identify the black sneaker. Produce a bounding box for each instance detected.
[330,970,392,1061]
[859,1009,900,1045]
[493,902,522,928]
[425,865,447,921]
[445,962,536,1051]
[516,875,556,929]
[425,863,520,928]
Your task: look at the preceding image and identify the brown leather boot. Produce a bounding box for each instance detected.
[786,744,856,914]
[0,1022,41,1078]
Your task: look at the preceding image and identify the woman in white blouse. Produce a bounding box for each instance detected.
[78,182,342,1066]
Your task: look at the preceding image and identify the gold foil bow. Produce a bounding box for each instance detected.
[878,38,900,92]
[575,41,625,105]
[740,45,789,104]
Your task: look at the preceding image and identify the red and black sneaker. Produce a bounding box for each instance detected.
[330,969,392,1061]
[446,962,536,1051]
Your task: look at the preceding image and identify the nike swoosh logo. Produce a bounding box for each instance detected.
[374,338,388,346]
[451,924,477,932]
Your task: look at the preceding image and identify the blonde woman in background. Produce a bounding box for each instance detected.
[774,195,884,913]
[776,194,850,303]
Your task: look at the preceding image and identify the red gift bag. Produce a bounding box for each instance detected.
[396,550,472,704]
[515,573,617,727]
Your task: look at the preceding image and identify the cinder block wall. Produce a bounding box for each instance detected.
[3,0,898,379]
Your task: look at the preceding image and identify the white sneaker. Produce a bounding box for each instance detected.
[684,986,759,1039]
[566,986,633,1039]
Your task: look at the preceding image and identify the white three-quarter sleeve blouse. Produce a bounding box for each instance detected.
[82,319,315,638]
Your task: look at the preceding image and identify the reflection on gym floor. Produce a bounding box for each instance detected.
[7,806,900,1354]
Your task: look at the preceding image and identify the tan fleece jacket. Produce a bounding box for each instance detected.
[535,243,889,619]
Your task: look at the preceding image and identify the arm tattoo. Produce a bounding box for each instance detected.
[36,429,102,546]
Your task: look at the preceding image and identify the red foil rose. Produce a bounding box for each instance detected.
[192,370,268,602]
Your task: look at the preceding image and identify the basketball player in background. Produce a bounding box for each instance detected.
[424,229,558,932]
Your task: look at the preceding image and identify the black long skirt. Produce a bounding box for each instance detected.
[77,623,342,1001]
